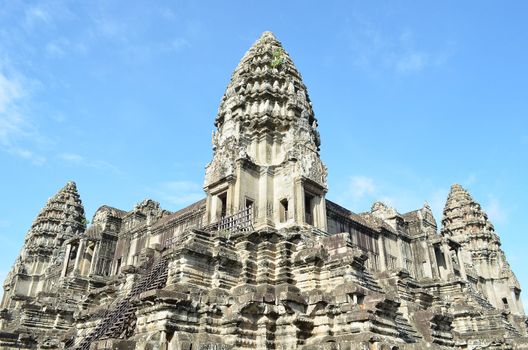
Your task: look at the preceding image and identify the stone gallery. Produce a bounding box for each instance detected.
[1,32,527,350]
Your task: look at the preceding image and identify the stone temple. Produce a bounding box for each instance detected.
[1,32,527,350]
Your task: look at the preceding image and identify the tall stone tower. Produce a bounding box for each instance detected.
[0,32,527,350]
[441,184,524,315]
[1,182,86,309]
[204,32,327,230]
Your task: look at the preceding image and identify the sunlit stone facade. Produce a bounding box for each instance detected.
[1,32,527,350]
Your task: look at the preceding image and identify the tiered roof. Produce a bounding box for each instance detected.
[215,31,319,148]
[23,181,86,256]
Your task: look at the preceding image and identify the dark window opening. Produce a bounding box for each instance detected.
[245,198,254,209]
[434,246,446,269]
[218,192,227,218]
[245,198,255,218]
[305,192,314,225]
[280,199,289,223]
[115,258,122,275]
[502,297,509,309]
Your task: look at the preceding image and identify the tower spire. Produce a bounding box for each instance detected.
[2,181,86,307]
[204,32,327,230]
[441,184,523,314]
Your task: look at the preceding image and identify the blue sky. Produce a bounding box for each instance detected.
[0,1,527,305]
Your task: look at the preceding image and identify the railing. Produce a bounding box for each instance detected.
[386,254,398,270]
[367,252,380,271]
[403,258,414,274]
[162,206,254,248]
[202,206,254,236]
[67,256,169,349]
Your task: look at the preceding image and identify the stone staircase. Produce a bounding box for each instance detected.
[68,256,169,350]
[465,283,494,310]
[395,312,421,343]
[360,269,383,293]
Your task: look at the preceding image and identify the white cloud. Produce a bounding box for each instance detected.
[24,5,52,27]
[59,153,117,171]
[0,72,23,114]
[484,196,508,224]
[0,220,9,229]
[349,175,376,199]
[463,174,477,186]
[394,52,427,73]
[45,39,69,57]
[168,38,190,51]
[160,8,177,21]
[150,181,204,208]
[93,17,128,41]
[333,173,451,227]
[429,188,449,223]
[347,21,453,75]
[0,67,46,165]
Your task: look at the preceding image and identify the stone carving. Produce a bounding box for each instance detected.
[0,32,526,350]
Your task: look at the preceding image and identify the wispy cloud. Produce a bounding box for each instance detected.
[335,174,450,225]
[484,196,508,224]
[0,220,9,229]
[349,175,376,199]
[149,181,204,208]
[58,152,118,171]
[45,38,87,58]
[24,5,53,27]
[0,64,46,165]
[429,187,449,224]
[346,21,454,75]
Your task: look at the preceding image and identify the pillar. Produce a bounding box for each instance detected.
[377,235,387,270]
[442,242,454,278]
[61,244,72,277]
[73,239,86,272]
[89,242,100,275]
[456,247,467,279]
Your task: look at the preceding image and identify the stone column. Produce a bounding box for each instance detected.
[442,242,454,278]
[395,235,404,269]
[422,239,434,279]
[73,239,86,273]
[456,248,467,279]
[61,244,72,277]
[89,242,100,275]
[377,235,387,270]
[294,178,304,225]
[257,167,273,228]
[314,194,328,231]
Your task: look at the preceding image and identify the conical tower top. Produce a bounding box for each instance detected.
[204,33,328,230]
[28,181,86,242]
[214,31,319,150]
[441,183,495,238]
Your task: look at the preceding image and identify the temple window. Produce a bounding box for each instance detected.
[216,192,228,219]
[279,198,289,223]
[304,192,314,225]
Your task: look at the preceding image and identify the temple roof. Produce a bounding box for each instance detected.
[215,31,318,146]
[441,183,496,237]
[23,181,86,253]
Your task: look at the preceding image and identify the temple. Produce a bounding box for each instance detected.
[1,32,527,350]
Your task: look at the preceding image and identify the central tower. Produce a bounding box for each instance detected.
[204,32,327,230]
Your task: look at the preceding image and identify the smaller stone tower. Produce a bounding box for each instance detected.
[441,184,524,315]
[204,32,327,230]
[1,181,86,309]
